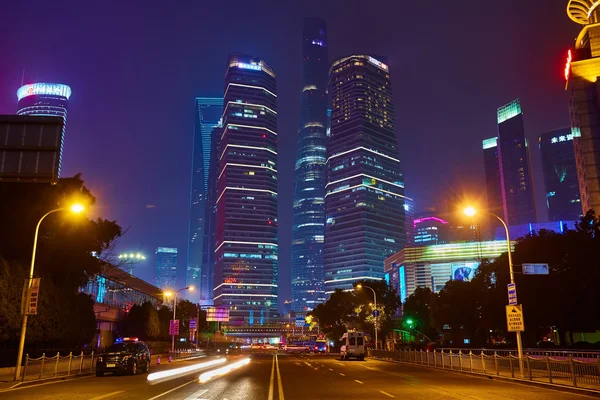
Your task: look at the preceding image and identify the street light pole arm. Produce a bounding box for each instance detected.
[488,212,515,283]
[29,208,64,278]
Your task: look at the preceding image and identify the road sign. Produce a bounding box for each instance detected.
[189,318,197,331]
[372,310,381,317]
[170,319,180,335]
[507,283,518,305]
[27,278,41,315]
[523,263,549,275]
[506,305,524,332]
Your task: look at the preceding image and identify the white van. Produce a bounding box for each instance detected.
[340,331,365,360]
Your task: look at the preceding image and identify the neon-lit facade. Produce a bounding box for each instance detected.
[538,128,582,221]
[324,54,406,293]
[291,18,329,312]
[214,54,278,324]
[384,241,513,302]
[16,82,71,179]
[187,98,223,304]
[155,247,178,290]
[565,1,600,215]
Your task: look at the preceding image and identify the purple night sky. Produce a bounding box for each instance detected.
[0,0,579,303]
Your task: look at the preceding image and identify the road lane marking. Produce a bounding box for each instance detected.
[268,355,275,400]
[379,391,395,398]
[339,373,345,376]
[275,354,285,400]
[183,388,208,400]
[147,379,196,400]
[328,368,334,371]
[88,391,124,400]
[354,380,364,384]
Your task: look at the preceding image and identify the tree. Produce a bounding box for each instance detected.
[122,302,159,340]
[175,299,198,340]
[402,287,438,341]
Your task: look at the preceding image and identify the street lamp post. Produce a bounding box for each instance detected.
[356,284,378,350]
[166,286,193,353]
[14,204,84,380]
[117,252,146,275]
[464,207,524,377]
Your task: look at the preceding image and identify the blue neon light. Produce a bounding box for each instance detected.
[237,62,261,71]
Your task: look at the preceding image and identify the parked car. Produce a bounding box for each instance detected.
[96,337,151,376]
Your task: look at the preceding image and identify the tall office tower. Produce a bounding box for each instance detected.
[495,99,536,225]
[324,55,406,294]
[214,54,278,325]
[565,2,600,214]
[199,124,222,306]
[404,197,415,247]
[155,247,178,290]
[187,97,224,304]
[291,18,329,313]
[539,128,582,221]
[482,137,504,237]
[16,83,71,179]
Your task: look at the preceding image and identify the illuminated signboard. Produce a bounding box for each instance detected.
[206,307,230,322]
[550,134,574,143]
[311,39,324,47]
[367,56,388,71]
[236,63,262,71]
[565,49,572,81]
[17,83,72,101]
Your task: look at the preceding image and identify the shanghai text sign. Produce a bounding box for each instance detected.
[506,305,524,332]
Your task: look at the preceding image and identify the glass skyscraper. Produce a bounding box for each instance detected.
[187,98,223,304]
[496,99,536,225]
[291,17,328,312]
[324,55,407,294]
[539,127,581,221]
[155,247,178,290]
[214,54,278,324]
[16,83,71,180]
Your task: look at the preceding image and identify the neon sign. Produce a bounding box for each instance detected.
[17,83,72,101]
[565,49,572,81]
[236,62,261,71]
[368,56,388,71]
[550,134,574,143]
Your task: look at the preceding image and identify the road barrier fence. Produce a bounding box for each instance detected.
[369,349,600,391]
[21,350,96,382]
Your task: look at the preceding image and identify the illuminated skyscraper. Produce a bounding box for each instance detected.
[565,1,600,214]
[214,54,278,324]
[539,128,581,221]
[324,55,407,294]
[16,83,71,179]
[483,100,536,227]
[291,18,328,312]
[155,247,178,290]
[187,97,223,304]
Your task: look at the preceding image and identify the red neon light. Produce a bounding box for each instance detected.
[565,49,572,81]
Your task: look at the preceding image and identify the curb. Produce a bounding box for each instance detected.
[369,356,600,398]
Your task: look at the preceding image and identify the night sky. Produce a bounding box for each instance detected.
[0,0,580,306]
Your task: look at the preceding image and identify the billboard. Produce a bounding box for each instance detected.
[206,307,230,322]
[451,264,476,281]
[0,115,64,183]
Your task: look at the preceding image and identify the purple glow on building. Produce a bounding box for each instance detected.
[413,216,449,227]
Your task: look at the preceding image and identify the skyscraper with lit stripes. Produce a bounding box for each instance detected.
[291,18,328,312]
[213,54,278,324]
[187,97,223,304]
[324,55,406,293]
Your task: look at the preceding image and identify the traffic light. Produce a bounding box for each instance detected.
[405,318,414,327]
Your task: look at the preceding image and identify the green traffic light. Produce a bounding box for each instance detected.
[406,318,414,326]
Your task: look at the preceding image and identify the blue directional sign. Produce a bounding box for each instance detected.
[372,310,381,317]
[507,283,518,305]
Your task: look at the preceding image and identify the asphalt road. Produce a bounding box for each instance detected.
[0,353,596,399]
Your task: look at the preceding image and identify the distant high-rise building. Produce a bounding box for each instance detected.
[324,55,407,293]
[155,247,178,289]
[16,83,71,179]
[539,127,582,221]
[413,216,449,246]
[404,197,415,247]
[291,17,329,312]
[214,54,278,324]
[565,3,600,214]
[187,97,223,304]
[484,100,536,226]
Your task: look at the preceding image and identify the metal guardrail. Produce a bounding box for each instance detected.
[21,351,96,382]
[370,349,600,391]
[168,349,205,361]
[438,348,600,360]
